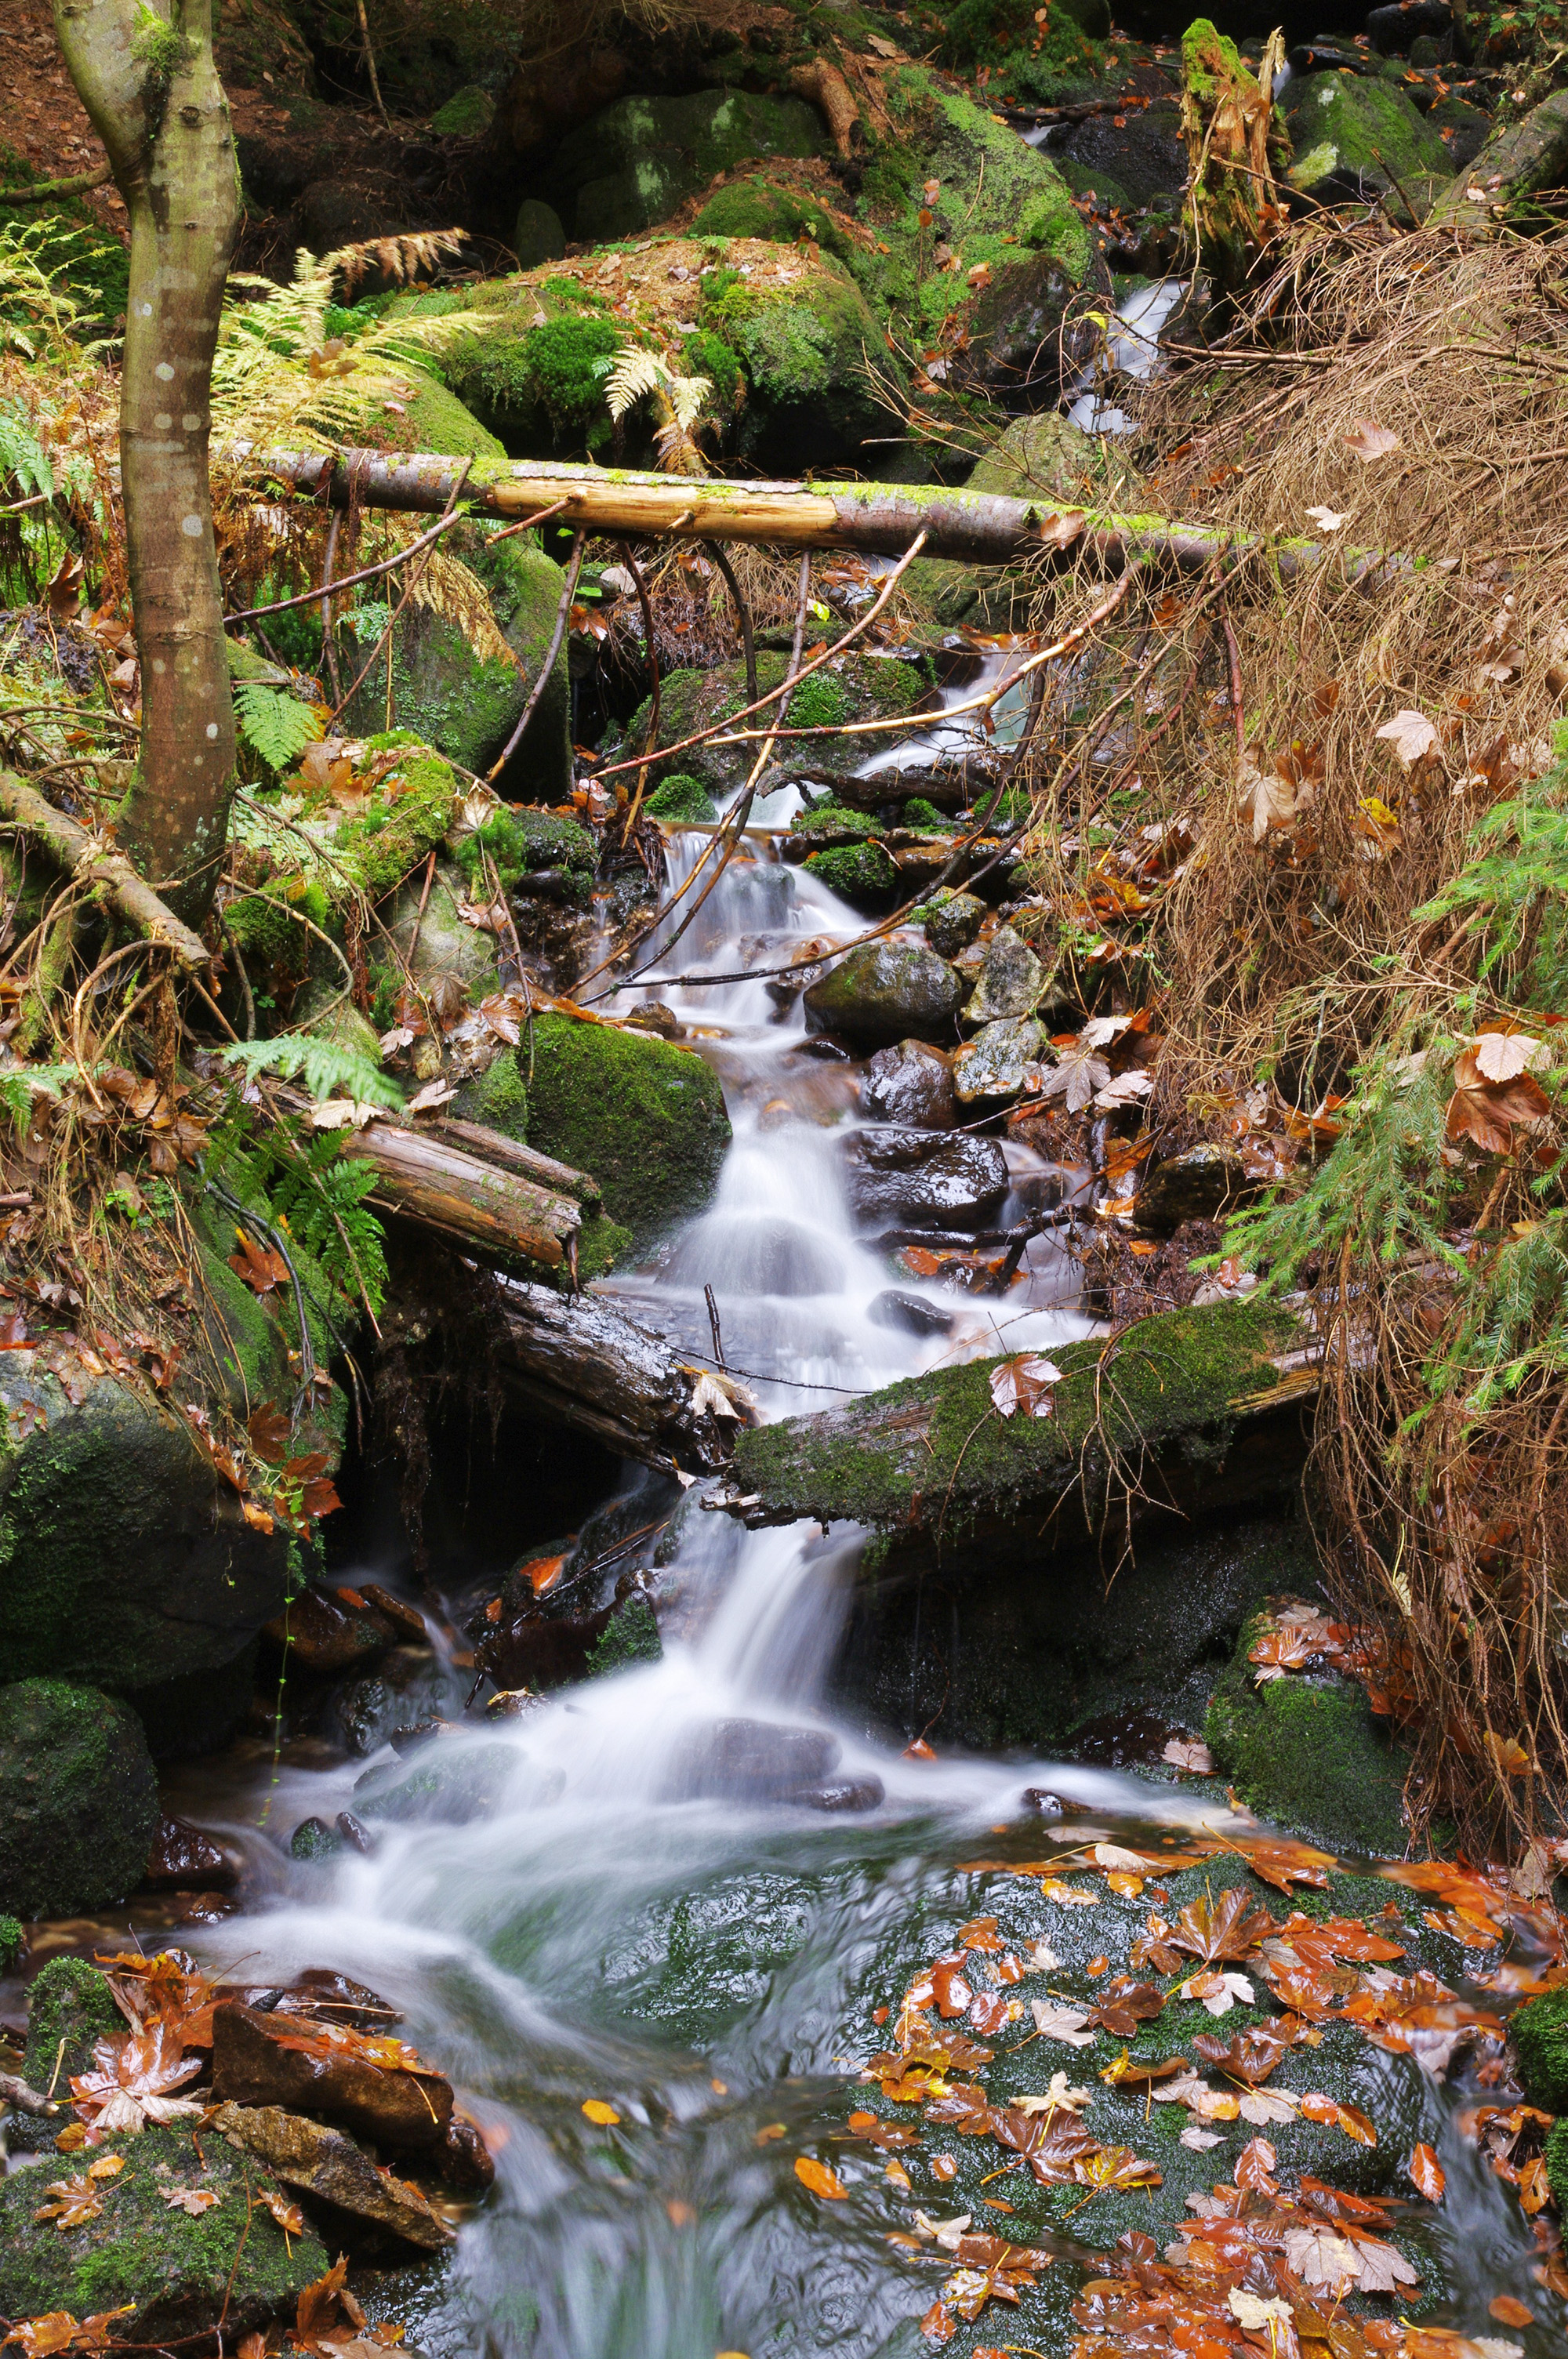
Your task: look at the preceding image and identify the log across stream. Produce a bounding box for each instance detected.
[140,745,1555,2353]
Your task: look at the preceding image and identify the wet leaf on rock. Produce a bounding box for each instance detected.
[794,2156,848,2200]
[1408,2141,1446,2200]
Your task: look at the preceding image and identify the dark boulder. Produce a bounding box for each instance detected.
[840,1126,1010,1231]
[862,1040,956,1131]
[0,1680,158,1919]
[666,1717,840,1800]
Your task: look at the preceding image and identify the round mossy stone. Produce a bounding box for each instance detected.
[0,1679,158,1918]
[514,197,566,268]
[1515,1985,1568,2114]
[803,840,901,905]
[1204,1625,1411,1857]
[522,1013,731,1252]
[646,773,719,823]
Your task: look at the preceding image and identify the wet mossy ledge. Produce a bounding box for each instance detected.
[1205,1613,1413,1859]
[522,1013,731,1254]
[730,1298,1311,1540]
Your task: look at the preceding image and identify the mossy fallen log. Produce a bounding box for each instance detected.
[0,771,210,968]
[247,449,1392,583]
[724,1298,1319,1544]
[342,1117,581,1275]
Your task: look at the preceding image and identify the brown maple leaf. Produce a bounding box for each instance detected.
[70,2022,203,2138]
[1163,1887,1275,1967]
[991,2105,1097,2183]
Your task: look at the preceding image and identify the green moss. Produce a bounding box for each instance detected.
[551,89,826,243]
[0,2121,328,2339]
[290,1815,342,1860]
[1515,1986,1568,2114]
[803,840,900,901]
[786,802,880,844]
[332,737,459,899]
[586,1594,662,1675]
[226,878,333,980]
[1205,1618,1412,1857]
[0,1679,158,1919]
[1548,2116,1568,2213]
[629,655,924,800]
[645,773,718,823]
[732,1299,1297,1534]
[692,176,850,256]
[430,82,494,137]
[572,1209,633,1285]
[447,310,625,456]
[22,1958,122,2103]
[788,673,852,731]
[0,1912,21,1969]
[522,1014,731,1251]
[0,146,130,326]
[454,1049,529,1138]
[699,256,895,470]
[456,804,597,900]
[354,367,505,462]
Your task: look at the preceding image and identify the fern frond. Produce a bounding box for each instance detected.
[326,232,468,300]
[602,344,669,423]
[669,372,712,430]
[234,680,324,774]
[221,1034,404,1110]
[408,549,517,670]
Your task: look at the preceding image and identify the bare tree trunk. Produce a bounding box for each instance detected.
[53,0,241,920]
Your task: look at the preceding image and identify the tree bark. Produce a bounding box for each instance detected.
[54,0,241,920]
[342,1120,582,1276]
[494,1281,742,1476]
[248,447,1374,582]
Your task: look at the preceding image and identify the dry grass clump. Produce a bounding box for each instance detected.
[1011,214,1568,1857]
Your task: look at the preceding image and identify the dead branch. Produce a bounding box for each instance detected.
[0,772,210,969]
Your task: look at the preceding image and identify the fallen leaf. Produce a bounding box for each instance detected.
[159,2185,220,2216]
[1375,709,1439,768]
[581,2100,620,2126]
[1306,506,1348,532]
[1179,2125,1221,2149]
[1229,2288,1294,2332]
[794,2156,848,2199]
[988,1354,1064,1419]
[1446,1051,1551,1155]
[1029,1999,1094,2047]
[1161,1737,1214,1774]
[33,2182,103,2232]
[1489,2297,1534,2327]
[1410,2139,1449,2203]
[1345,418,1401,463]
[1299,2091,1377,2144]
[259,2185,306,2235]
[1282,2224,1360,2292]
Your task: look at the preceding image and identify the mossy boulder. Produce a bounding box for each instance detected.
[1205,1618,1412,1856]
[21,1958,122,2110]
[803,939,962,1047]
[521,1014,731,1252]
[0,1679,157,1918]
[455,803,597,902]
[0,1217,329,1693]
[1283,70,1452,216]
[0,2121,329,2342]
[548,89,826,242]
[628,651,927,803]
[344,526,572,797]
[431,82,494,139]
[645,773,718,823]
[1429,87,1568,229]
[696,249,894,471]
[444,297,626,459]
[802,839,902,906]
[939,0,1109,100]
[692,174,853,256]
[350,366,505,463]
[586,1592,662,1675]
[1513,1985,1568,2114]
[514,197,567,267]
[387,855,502,1001]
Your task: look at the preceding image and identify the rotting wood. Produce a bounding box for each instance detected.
[243,450,1392,582]
[343,1119,580,1276]
[0,772,210,968]
[425,1116,601,1206]
[494,1279,744,1477]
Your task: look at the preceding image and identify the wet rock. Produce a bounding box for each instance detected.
[330,1642,451,1758]
[841,1127,1009,1231]
[1206,1619,1412,1856]
[920,891,987,958]
[550,89,825,242]
[1430,85,1568,227]
[291,1816,343,1862]
[667,1717,841,1800]
[141,1813,236,1892]
[262,1586,397,1677]
[0,2119,328,2343]
[1284,71,1452,215]
[1366,0,1453,53]
[863,1039,956,1131]
[1512,1987,1568,2114]
[335,1810,376,1855]
[439,2110,497,2190]
[630,655,928,804]
[1428,92,1493,169]
[212,2002,454,2152]
[1021,1787,1067,1816]
[803,840,901,908]
[795,1775,884,1813]
[1134,1144,1250,1232]
[869,1290,955,1339]
[128,1645,261,1765]
[0,1679,158,1920]
[804,941,962,1048]
[953,1016,1045,1105]
[624,1000,682,1039]
[354,1739,529,1827]
[1060,98,1185,208]
[213,2103,455,2249]
[960,242,1104,405]
[961,927,1046,1026]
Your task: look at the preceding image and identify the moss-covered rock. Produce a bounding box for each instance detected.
[1283,69,1452,216]
[431,82,494,139]
[350,366,505,463]
[455,804,597,901]
[939,0,1108,101]
[514,197,567,267]
[803,938,961,1047]
[0,2121,329,2341]
[1514,1985,1568,2115]
[692,173,852,255]
[327,735,462,898]
[387,856,502,1001]
[628,652,927,804]
[344,526,572,797]
[445,300,626,459]
[549,89,826,242]
[906,412,1140,626]
[21,1958,122,2101]
[521,1014,731,1252]
[1429,86,1568,229]
[1205,1619,1412,1856]
[586,1593,662,1675]
[802,840,901,905]
[697,250,894,472]
[645,772,718,823]
[0,1679,157,1918]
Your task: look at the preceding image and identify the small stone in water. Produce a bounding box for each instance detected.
[793,1776,885,1813]
[335,1810,376,1855]
[1022,1787,1067,1816]
[290,1816,343,1860]
[868,1289,953,1337]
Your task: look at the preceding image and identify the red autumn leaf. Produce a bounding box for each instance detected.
[247,1403,292,1464]
[1163,1886,1274,1966]
[1235,2135,1278,2192]
[920,2300,956,2344]
[228,1232,291,1294]
[299,1477,343,1521]
[794,2156,847,2200]
[1408,2142,1445,2201]
[931,1959,974,2019]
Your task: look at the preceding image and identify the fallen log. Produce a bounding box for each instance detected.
[424,1115,600,1205]
[0,772,210,968]
[494,1279,743,1476]
[343,1118,580,1275]
[245,450,1378,582]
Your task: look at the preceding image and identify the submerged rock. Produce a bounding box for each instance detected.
[0,1679,158,1919]
[354,1738,531,1826]
[868,1290,954,1338]
[840,1125,1009,1231]
[804,940,962,1047]
[862,1039,956,1131]
[667,1717,841,1800]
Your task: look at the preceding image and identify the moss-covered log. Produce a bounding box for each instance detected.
[343,1117,581,1275]
[248,448,1388,582]
[728,1300,1319,1541]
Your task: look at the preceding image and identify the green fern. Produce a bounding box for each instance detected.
[270,1131,388,1316]
[234,680,323,775]
[221,1033,404,1110]
[0,1062,73,1132]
